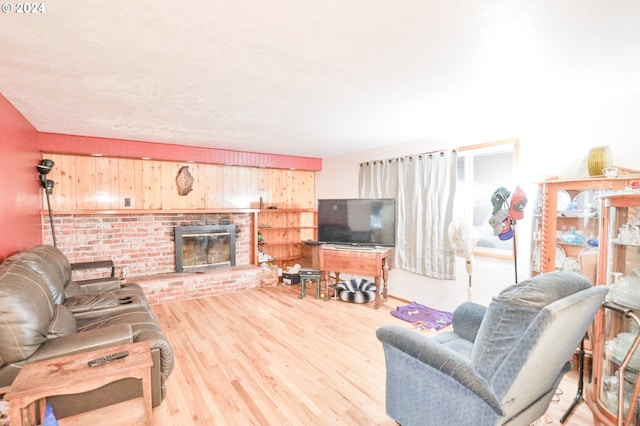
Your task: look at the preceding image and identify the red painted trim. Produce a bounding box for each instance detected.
[0,94,42,258]
[37,132,322,171]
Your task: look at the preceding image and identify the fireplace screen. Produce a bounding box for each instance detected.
[175,225,236,272]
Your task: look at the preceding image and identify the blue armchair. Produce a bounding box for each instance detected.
[376,271,607,426]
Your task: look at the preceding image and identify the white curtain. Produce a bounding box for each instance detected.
[359,150,457,280]
[359,158,398,199]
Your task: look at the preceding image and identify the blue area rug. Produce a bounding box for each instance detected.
[391,301,453,330]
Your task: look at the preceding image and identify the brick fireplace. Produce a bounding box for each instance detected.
[42,212,258,303]
[43,212,252,276]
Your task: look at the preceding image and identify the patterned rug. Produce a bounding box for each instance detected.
[391,301,453,331]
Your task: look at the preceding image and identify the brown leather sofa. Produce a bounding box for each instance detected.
[0,245,174,418]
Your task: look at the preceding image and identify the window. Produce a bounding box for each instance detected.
[454,139,519,258]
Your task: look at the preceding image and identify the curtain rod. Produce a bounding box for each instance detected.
[359,148,457,166]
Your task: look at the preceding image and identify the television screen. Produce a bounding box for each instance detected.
[317,198,396,247]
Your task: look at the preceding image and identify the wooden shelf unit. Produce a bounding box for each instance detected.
[256,209,317,269]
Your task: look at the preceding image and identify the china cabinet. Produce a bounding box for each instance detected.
[587,193,640,426]
[531,178,633,277]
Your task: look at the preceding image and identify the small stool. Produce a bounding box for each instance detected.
[300,269,321,299]
[329,283,338,300]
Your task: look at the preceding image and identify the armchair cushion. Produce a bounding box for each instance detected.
[451,301,487,343]
[471,271,591,383]
[426,302,487,358]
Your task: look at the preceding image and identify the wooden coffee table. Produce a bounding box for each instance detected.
[5,341,153,426]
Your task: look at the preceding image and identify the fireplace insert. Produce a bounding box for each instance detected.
[175,225,236,272]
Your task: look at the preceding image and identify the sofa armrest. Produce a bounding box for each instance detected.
[376,325,500,412]
[77,308,174,384]
[134,328,174,383]
[68,260,120,295]
[65,278,122,297]
[71,260,115,277]
[451,301,487,343]
[28,324,133,363]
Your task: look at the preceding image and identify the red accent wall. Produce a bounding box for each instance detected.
[38,132,323,171]
[0,94,41,259]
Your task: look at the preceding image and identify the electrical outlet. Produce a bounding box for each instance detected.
[124,198,131,207]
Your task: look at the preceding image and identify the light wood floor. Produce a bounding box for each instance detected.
[150,284,596,425]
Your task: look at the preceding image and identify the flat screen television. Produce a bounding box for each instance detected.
[317,198,396,247]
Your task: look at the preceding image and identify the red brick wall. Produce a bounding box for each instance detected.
[43,212,253,279]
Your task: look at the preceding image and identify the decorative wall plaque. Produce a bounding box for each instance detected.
[176,166,194,196]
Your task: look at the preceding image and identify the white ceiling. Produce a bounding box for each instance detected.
[1,1,639,158]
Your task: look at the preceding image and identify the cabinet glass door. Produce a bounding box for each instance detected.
[532,180,614,275]
[597,194,640,423]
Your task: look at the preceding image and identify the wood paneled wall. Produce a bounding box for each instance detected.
[45,154,316,210]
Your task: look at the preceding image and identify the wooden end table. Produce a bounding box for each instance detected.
[5,341,153,426]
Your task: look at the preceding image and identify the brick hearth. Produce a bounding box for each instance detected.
[127,265,262,304]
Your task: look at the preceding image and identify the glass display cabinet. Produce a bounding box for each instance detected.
[531,178,631,277]
[587,193,640,426]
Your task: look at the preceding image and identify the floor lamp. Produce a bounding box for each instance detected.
[37,159,57,247]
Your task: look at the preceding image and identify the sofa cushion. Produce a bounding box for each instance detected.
[27,245,73,287]
[471,271,591,382]
[64,293,120,313]
[0,262,56,364]
[4,245,73,305]
[48,305,77,338]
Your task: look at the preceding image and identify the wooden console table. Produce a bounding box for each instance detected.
[319,246,392,309]
[5,342,153,426]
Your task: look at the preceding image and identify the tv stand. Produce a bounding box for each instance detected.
[328,244,375,251]
[319,246,392,309]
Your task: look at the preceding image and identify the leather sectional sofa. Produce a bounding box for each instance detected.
[0,245,174,418]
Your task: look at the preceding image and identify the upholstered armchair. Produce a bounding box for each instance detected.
[376,271,607,426]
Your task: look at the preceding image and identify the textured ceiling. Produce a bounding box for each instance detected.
[1,1,639,157]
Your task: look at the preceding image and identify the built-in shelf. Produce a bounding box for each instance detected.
[257,209,317,269]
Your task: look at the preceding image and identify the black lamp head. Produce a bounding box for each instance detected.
[37,159,55,192]
[44,179,55,195]
[37,159,55,176]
